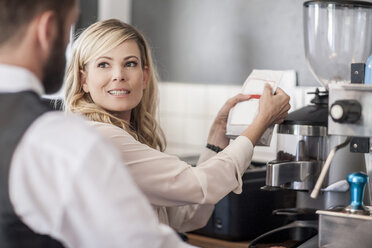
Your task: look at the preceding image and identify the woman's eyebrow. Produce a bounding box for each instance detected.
[94,55,139,61]
[95,56,113,61]
[124,55,139,60]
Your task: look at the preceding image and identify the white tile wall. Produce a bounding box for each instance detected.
[158,81,320,161]
[158,82,240,157]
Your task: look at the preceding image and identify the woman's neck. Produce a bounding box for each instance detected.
[112,110,131,123]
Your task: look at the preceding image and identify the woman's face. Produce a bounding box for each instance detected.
[81,40,149,121]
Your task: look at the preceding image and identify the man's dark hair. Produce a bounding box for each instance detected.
[0,0,75,46]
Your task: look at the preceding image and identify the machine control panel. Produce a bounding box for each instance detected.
[328,84,372,137]
[330,100,361,123]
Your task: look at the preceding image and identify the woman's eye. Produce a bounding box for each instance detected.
[125,61,138,67]
[97,62,109,68]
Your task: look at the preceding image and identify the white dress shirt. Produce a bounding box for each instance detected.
[0,65,196,248]
[87,117,254,232]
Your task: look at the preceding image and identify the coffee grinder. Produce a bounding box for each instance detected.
[249,1,372,247]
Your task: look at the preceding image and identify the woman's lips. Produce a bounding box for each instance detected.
[108,89,131,96]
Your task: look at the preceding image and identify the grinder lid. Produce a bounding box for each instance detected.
[278,105,328,136]
[283,104,328,127]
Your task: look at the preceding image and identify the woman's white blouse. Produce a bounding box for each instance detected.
[87,121,254,232]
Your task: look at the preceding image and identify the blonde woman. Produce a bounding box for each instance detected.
[64,19,290,232]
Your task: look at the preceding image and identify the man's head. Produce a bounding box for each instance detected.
[0,0,78,93]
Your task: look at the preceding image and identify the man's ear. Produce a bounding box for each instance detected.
[36,11,58,54]
[143,66,149,89]
[80,70,89,93]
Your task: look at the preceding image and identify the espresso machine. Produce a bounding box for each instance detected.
[250,1,372,247]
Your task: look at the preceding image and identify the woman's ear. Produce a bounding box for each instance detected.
[142,66,149,89]
[80,70,89,93]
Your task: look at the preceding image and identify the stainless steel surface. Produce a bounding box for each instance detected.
[344,204,370,215]
[304,1,372,88]
[317,208,372,248]
[328,84,372,137]
[310,137,351,199]
[266,161,321,190]
[324,84,372,246]
[296,191,349,210]
[268,126,365,208]
[277,124,327,136]
[365,151,372,205]
[328,85,372,205]
[326,136,366,186]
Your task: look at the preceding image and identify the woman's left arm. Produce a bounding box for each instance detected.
[88,121,253,206]
[206,94,251,149]
[166,204,214,232]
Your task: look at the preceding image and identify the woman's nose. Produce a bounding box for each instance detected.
[113,67,125,82]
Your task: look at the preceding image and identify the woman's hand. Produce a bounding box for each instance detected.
[256,85,291,128]
[207,94,252,149]
[241,84,290,145]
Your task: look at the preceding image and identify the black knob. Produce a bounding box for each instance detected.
[330,100,361,123]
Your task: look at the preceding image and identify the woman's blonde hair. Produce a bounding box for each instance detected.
[64,19,166,151]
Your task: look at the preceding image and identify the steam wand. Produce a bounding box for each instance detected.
[310,137,351,199]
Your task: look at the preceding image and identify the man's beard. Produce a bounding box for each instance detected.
[42,27,67,94]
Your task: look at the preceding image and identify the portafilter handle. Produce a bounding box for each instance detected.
[344,172,370,215]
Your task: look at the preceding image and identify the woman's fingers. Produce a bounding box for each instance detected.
[265,87,290,125]
[275,87,287,96]
[215,93,252,123]
[262,84,273,97]
[275,88,290,112]
[275,87,290,101]
[280,103,291,114]
[274,110,289,124]
[220,94,252,114]
[228,93,252,106]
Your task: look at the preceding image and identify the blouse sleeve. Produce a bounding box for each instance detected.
[197,147,218,165]
[88,121,254,206]
[165,204,214,232]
